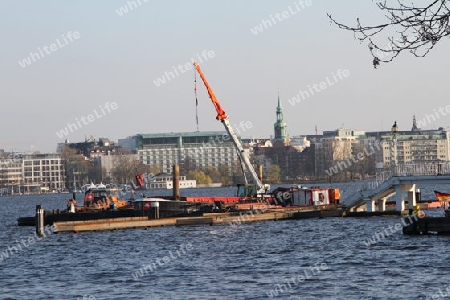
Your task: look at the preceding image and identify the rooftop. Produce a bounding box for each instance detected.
[137,131,229,139]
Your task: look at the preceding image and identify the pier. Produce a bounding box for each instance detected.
[49,205,344,233]
[344,163,450,213]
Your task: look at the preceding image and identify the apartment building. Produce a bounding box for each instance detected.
[22,154,65,192]
[374,129,450,166]
[135,131,238,173]
[0,153,65,193]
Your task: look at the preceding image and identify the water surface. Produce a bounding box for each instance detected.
[1,186,449,299]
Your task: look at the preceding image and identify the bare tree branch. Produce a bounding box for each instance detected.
[328,0,450,68]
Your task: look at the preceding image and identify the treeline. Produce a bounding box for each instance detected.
[62,146,285,188]
[185,164,283,185]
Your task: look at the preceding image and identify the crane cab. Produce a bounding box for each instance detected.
[237,184,271,198]
[237,184,258,198]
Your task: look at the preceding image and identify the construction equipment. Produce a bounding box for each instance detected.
[193,62,269,197]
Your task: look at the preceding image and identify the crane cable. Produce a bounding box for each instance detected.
[194,69,199,132]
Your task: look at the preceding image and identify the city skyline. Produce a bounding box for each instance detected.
[0,115,440,155]
[1,1,449,153]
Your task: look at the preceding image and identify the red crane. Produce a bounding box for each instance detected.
[193,62,269,196]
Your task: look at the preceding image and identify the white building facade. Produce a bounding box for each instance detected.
[136,131,238,173]
[0,153,65,194]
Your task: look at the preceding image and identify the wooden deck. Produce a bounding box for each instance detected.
[52,206,344,233]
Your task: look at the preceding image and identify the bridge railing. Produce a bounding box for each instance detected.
[363,162,450,191]
[363,170,393,191]
[392,162,450,176]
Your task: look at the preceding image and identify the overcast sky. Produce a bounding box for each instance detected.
[1,1,448,153]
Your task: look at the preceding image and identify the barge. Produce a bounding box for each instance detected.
[47,204,344,234]
[18,181,342,227]
[403,204,450,234]
[19,63,344,233]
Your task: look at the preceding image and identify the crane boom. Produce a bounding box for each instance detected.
[193,63,227,121]
[193,62,267,195]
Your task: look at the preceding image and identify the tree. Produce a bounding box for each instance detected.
[328,1,450,68]
[61,146,90,189]
[111,154,149,184]
[197,164,232,185]
[218,164,232,185]
[111,155,132,184]
[202,165,222,183]
[298,147,316,181]
[186,170,212,184]
[181,155,197,175]
[320,140,337,180]
[349,142,377,180]
[86,161,103,183]
[149,164,162,175]
[265,165,281,184]
[231,159,246,185]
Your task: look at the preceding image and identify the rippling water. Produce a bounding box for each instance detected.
[1,185,450,300]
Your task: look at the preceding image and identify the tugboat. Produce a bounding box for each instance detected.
[77,183,130,211]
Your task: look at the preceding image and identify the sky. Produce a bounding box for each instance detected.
[1,1,449,153]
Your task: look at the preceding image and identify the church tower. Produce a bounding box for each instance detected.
[273,93,289,146]
[411,115,421,132]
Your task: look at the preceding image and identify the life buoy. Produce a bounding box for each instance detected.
[319,193,325,203]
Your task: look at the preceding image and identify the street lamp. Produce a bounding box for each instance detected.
[391,121,398,172]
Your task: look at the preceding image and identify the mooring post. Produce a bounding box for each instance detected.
[152,201,160,219]
[173,165,180,200]
[35,205,44,237]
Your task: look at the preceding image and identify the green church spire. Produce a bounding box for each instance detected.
[274,92,287,142]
